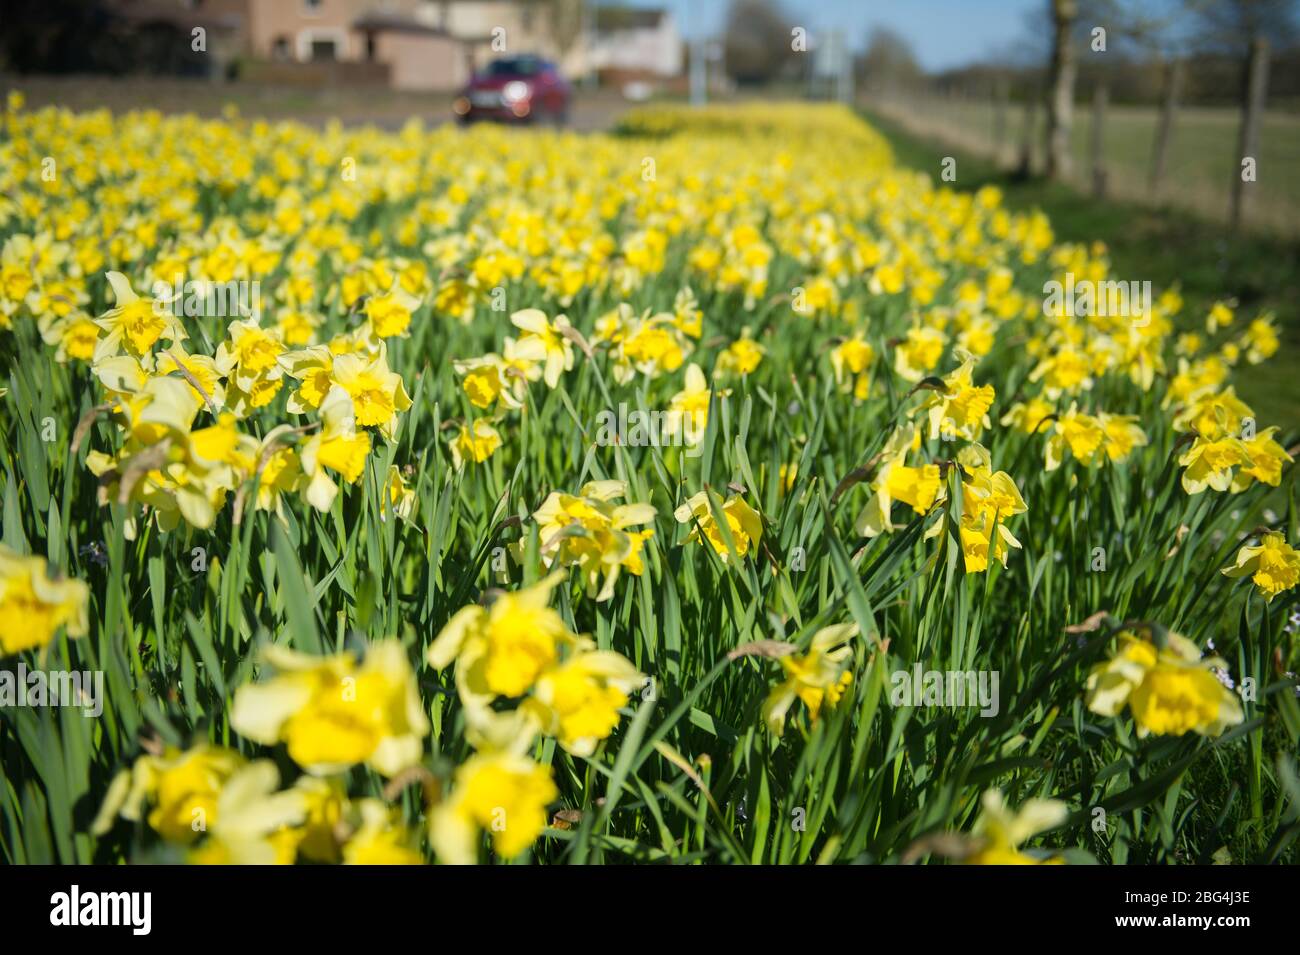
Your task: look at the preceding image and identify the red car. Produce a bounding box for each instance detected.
[453,56,571,126]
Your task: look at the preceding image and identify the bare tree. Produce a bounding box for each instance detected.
[1084,1,1197,196]
[859,27,922,94]
[723,0,796,86]
[1188,0,1297,229]
[1045,0,1079,180]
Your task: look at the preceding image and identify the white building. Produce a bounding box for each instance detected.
[588,6,682,78]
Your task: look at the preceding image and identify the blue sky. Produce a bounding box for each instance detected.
[617,0,1046,71]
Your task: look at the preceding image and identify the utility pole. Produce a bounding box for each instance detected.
[691,36,707,106]
[583,0,596,89]
[836,29,854,105]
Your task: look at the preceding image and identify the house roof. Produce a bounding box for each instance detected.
[595,7,668,31]
[352,13,455,38]
[107,0,242,33]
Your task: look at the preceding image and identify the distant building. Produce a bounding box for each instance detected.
[102,0,591,91]
[589,6,681,80]
[426,1,590,80]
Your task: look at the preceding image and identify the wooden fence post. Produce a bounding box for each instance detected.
[1148,58,1184,198]
[992,78,1008,165]
[1091,83,1108,199]
[1016,89,1038,178]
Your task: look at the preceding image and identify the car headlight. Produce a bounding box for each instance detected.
[502,81,530,103]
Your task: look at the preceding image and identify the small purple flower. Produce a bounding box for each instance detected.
[79,541,108,567]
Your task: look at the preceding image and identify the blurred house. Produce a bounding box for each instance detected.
[427,1,589,80]
[102,0,591,90]
[588,6,682,85]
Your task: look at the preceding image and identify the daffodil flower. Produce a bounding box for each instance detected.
[329,347,411,441]
[965,789,1067,865]
[428,573,576,704]
[1086,629,1244,738]
[188,761,307,865]
[429,750,557,865]
[0,545,90,655]
[449,418,502,470]
[523,650,644,756]
[531,480,657,601]
[299,384,372,512]
[674,490,762,562]
[231,639,429,778]
[916,357,995,442]
[1221,532,1300,602]
[762,622,858,736]
[92,743,245,844]
[510,308,574,388]
[362,282,422,339]
[92,271,185,362]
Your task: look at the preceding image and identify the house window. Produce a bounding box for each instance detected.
[309,37,339,61]
[303,0,324,16]
[271,36,290,60]
[298,29,346,61]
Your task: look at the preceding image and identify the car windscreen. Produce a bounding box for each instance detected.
[480,58,545,78]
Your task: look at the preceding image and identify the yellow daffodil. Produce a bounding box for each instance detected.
[0,545,90,655]
[530,480,657,601]
[449,418,502,470]
[1044,403,1105,471]
[429,750,557,865]
[854,426,941,538]
[330,347,411,440]
[343,799,424,865]
[1086,629,1244,738]
[763,622,857,736]
[894,325,947,382]
[427,573,576,703]
[665,362,724,444]
[674,490,763,562]
[717,331,765,376]
[362,283,422,339]
[299,384,372,511]
[187,761,307,865]
[510,308,574,388]
[230,639,429,777]
[965,789,1067,865]
[830,332,874,401]
[1221,532,1300,602]
[1232,427,1293,491]
[524,650,644,756]
[92,743,245,844]
[1178,432,1252,495]
[92,271,185,361]
[916,357,995,442]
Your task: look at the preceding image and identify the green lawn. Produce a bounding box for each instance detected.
[863,106,1300,436]
[867,95,1300,235]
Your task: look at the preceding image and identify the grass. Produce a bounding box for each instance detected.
[868,94,1300,234]
[863,105,1300,434]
